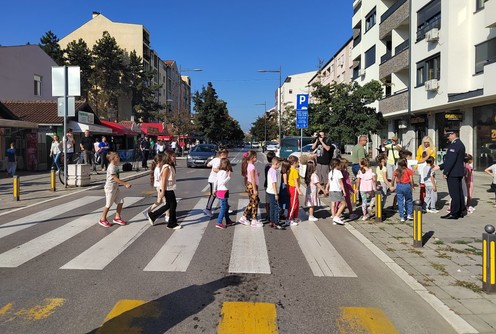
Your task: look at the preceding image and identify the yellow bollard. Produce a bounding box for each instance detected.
[352,182,357,205]
[13,175,20,201]
[375,190,382,223]
[50,168,56,192]
[482,224,496,294]
[413,200,423,248]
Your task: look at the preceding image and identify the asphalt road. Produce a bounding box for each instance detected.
[0,149,458,333]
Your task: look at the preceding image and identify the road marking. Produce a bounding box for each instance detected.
[201,184,209,192]
[144,198,209,271]
[336,307,399,334]
[291,220,357,277]
[217,302,278,334]
[0,197,143,268]
[229,199,271,274]
[0,298,65,322]
[60,211,150,270]
[96,299,160,334]
[0,196,102,239]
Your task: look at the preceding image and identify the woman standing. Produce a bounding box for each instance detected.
[49,135,63,173]
[416,136,436,163]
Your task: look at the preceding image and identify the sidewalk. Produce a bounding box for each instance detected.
[321,168,496,333]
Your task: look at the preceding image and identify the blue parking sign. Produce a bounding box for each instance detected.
[296,110,308,129]
[296,94,309,111]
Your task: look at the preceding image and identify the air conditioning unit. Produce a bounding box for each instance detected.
[424,79,439,91]
[425,28,439,42]
[359,69,366,77]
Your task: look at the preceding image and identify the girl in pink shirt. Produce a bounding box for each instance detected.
[356,158,376,221]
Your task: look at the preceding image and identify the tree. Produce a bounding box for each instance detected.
[193,82,243,143]
[64,38,93,100]
[40,31,64,65]
[309,80,385,144]
[250,113,278,141]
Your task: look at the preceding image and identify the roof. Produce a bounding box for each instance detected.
[140,122,170,136]
[0,100,94,125]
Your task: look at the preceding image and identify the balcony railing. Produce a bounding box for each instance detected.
[381,52,392,64]
[394,39,410,54]
[416,16,441,41]
[380,0,407,23]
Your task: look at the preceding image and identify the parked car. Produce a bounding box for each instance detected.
[266,141,279,152]
[187,144,217,168]
[251,141,260,148]
[277,136,314,159]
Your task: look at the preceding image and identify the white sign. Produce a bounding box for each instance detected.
[57,97,75,117]
[78,111,95,124]
[52,66,81,97]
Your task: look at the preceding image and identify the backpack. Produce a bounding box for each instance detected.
[332,143,341,159]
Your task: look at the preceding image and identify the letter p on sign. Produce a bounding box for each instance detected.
[296,94,309,111]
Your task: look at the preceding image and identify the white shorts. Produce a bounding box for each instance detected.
[104,186,124,208]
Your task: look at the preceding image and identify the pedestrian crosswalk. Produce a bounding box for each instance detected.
[0,195,356,277]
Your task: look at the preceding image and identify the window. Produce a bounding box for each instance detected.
[475,37,496,73]
[34,75,42,96]
[476,0,488,11]
[365,45,376,68]
[416,53,440,86]
[416,0,441,41]
[365,7,376,32]
[289,89,293,94]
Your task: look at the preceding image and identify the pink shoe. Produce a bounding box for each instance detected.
[112,218,127,226]
[98,219,112,228]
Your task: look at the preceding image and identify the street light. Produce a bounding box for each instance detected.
[255,102,267,143]
[178,67,202,114]
[258,66,282,144]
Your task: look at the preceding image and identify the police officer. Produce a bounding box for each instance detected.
[439,129,466,219]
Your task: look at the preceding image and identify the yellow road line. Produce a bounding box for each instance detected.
[15,298,65,320]
[337,307,399,334]
[97,299,160,334]
[217,302,278,334]
[0,303,13,316]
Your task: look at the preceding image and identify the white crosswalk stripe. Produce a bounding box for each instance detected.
[0,197,143,268]
[0,196,102,240]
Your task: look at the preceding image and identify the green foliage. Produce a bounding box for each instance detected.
[193,82,243,143]
[309,80,386,144]
[250,111,278,141]
[39,31,64,65]
[64,39,92,100]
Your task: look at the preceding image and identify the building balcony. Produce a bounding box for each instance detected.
[379,47,409,79]
[379,0,409,40]
[486,0,496,28]
[379,89,408,116]
[484,61,496,96]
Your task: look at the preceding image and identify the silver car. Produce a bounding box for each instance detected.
[187,144,217,168]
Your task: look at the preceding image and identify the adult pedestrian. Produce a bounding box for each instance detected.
[350,135,368,177]
[140,136,150,170]
[416,136,436,163]
[6,142,17,176]
[385,135,402,180]
[311,130,335,186]
[64,128,75,163]
[438,129,466,219]
[98,136,110,171]
[80,130,96,171]
[49,135,62,173]
[94,138,101,168]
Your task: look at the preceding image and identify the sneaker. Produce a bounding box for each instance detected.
[203,209,213,217]
[400,217,406,222]
[290,220,299,226]
[270,223,286,230]
[98,219,112,228]
[226,220,235,227]
[112,218,127,226]
[215,223,226,229]
[228,209,234,214]
[166,223,182,230]
[165,215,170,223]
[467,206,475,214]
[332,216,345,225]
[308,215,318,222]
[283,220,291,227]
[407,215,414,221]
[426,208,439,213]
[361,215,368,221]
[142,209,154,226]
[250,219,263,228]
[239,216,250,226]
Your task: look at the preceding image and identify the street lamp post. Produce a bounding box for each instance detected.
[255,102,267,143]
[177,67,202,154]
[258,67,282,144]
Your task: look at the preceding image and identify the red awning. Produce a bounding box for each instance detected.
[158,135,171,141]
[140,123,169,136]
[100,120,140,136]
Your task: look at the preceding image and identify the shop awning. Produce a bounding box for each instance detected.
[68,121,113,134]
[140,123,169,136]
[0,118,39,129]
[100,120,140,136]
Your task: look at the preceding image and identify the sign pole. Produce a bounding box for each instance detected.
[63,65,68,188]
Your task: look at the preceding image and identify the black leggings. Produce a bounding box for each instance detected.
[149,190,177,224]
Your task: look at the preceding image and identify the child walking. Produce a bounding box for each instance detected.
[304,160,326,222]
[267,157,285,230]
[264,151,276,221]
[215,158,234,229]
[326,158,346,225]
[422,156,438,213]
[143,153,170,225]
[239,150,262,227]
[337,159,358,220]
[356,158,376,221]
[375,154,391,211]
[484,162,496,207]
[287,155,302,226]
[204,149,229,217]
[147,151,182,229]
[390,158,415,222]
[99,152,132,227]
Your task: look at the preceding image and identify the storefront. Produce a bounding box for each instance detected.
[474,103,496,170]
[435,111,463,164]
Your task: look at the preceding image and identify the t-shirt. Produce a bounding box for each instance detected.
[99,141,110,153]
[266,167,279,195]
[417,162,427,184]
[315,137,334,165]
[247,163,259,186]
[288,167,299,187]
[64,135,75,153]
[81,136,93,151]
[421,165,435,187]
[153,166,162,188]
[105,163,119,190]
[328,169,343,192]
[6,148,16,162]
[216,170,230,192]
[488,164,496,183]
[208,157,221,183]
[350,144,367,164]
[357,168,375,192]
[375,166,386,183]
[394,168,414,184]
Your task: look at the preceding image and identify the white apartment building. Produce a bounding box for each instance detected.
[280,71,317,109]
[352,0,496,169]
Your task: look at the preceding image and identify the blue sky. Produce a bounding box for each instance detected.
[1,0,352,131]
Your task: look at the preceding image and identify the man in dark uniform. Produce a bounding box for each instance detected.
[439,129,466,219]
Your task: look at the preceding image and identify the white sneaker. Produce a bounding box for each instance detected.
[290,220,299,226]
[333,216,345,225]
[228,209,234,214]
[426,208,439,213]
[239,216,250,226]
[165,215,170,223]
[308,216,318,222]
[407,215,414,220]
[142,209,154,226]
[361,215,368,221]
[400,217,406,222]
[250,219,263,227]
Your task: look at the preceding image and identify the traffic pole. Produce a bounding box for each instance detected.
[374,190,382,223]
[413,200,423,248]
[13,175,20,201]
[482,224,496,294]
[50,167,57,192]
